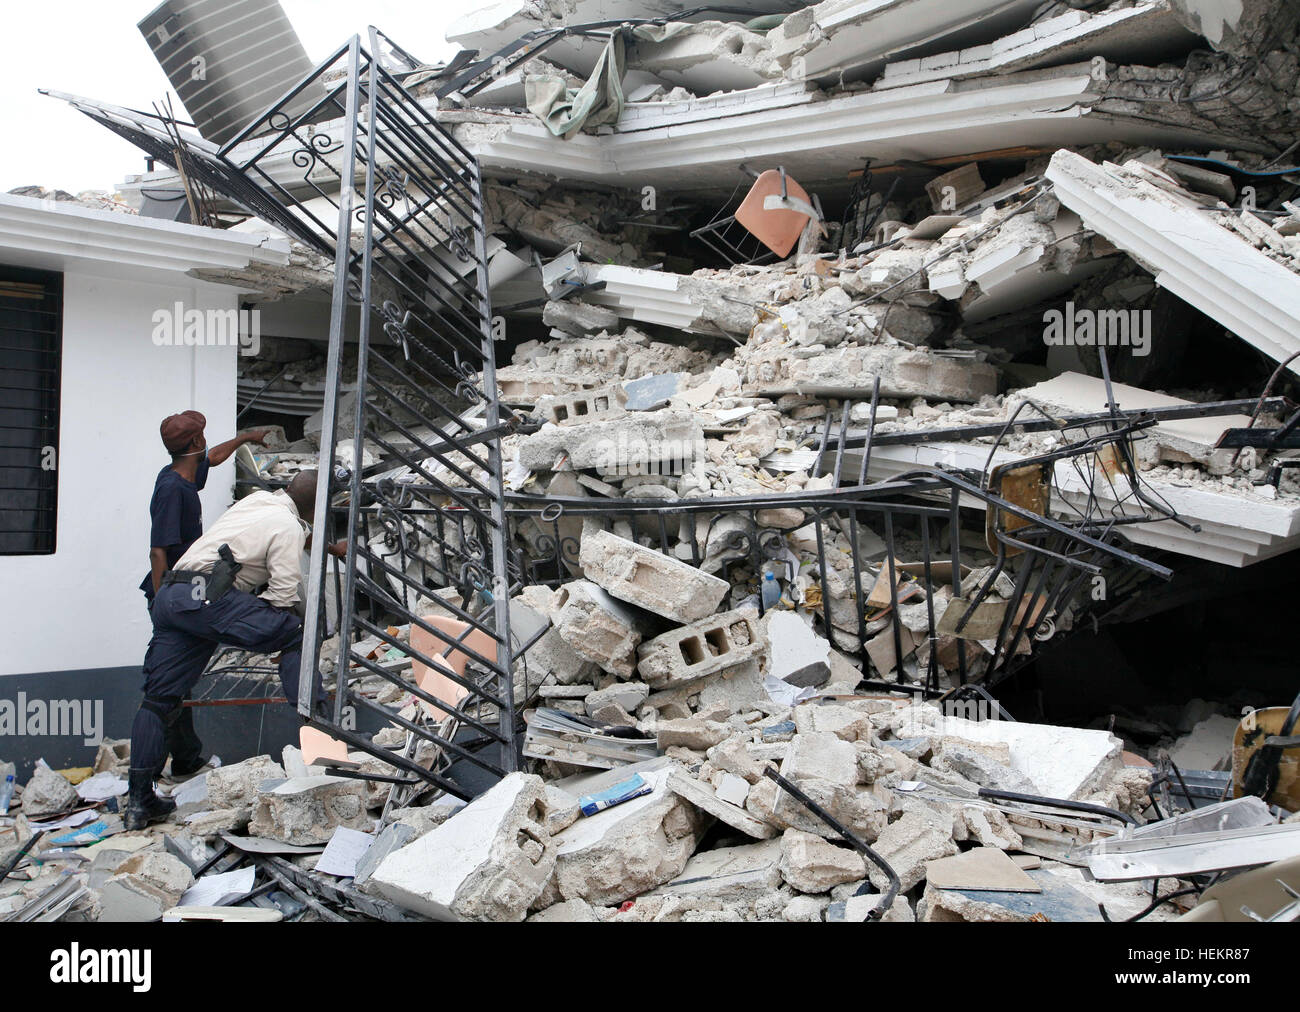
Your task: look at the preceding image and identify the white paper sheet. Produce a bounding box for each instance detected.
[313,827,374,878]
[76,772,128,802]
[179,866,257,907]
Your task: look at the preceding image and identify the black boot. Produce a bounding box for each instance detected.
[124,768,176,831]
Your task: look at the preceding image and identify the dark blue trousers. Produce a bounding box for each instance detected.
[145,593,203,771]
[131,583,317,777]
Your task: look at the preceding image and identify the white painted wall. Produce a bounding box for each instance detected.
[0,267,240,676]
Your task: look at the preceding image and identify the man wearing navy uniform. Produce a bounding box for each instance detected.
[125,469,346,829]
[141,410,269,779]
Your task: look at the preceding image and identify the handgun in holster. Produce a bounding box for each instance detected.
[206,544,242,603]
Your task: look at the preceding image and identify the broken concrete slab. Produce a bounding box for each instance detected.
[99,851,194,923]
[519,409,704,473]
[580,528,729,624]
[921,716,1123,800]
[646,836,785,919]
[779,828,867,893]
[925,846,1041,892]
[548,760,707,907]
[868,811,959,892]
[1046,150,1300,376]
[207,755,287,811]
[370,773,553,922]
[656,718,732,752]
[247,776,373,846]
[21,763,78,818]
[667,769,778,840]
[584,681,650,717]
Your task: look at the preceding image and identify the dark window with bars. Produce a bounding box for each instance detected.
[0,266,62,554]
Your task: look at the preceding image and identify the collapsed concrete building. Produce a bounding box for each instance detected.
[4,0,1300,923]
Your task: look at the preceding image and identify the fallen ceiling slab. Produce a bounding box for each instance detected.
[874,1,1199,91]
[474,66,1268,192]
[766,0,1044,83]
[1045,149,1300,377]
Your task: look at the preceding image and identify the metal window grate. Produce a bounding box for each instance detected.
[0,267,62,556]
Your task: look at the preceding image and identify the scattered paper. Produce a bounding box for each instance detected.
[28,809,98,832]
[179,866,256,907]
[75,772,128,802]
[313,827,374,878]
[763,674,818,708]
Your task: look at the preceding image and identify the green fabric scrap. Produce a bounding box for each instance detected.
[525,23,691,140]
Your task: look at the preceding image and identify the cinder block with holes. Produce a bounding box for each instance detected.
[538,384,628,426]
[637,608,768,689]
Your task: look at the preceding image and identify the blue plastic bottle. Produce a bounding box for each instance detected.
[761,570,781,609]
[0,774,14,816]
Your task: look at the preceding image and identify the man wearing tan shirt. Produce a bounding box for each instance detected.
[125,470,345,829]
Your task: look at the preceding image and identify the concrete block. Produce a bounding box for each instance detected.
[513,596,600,686]
[99,852,194,923]
[528,898,601,922]
[541,299,620,336]
[657,718,732,752]
[746,732,886,842]
[536,383,627,426]
[793,702,873,743]
[248,776,373,846]
[550,760,707,906]
[930,740,1039,793]
[207,755,286,810]
[709,736,770,784]
[21,764,78,817]
[553,580,644,678]
[828,892,915,922]
[868,812,958,893]
[638,608,767,689]
[93,739,131,774]
[584,681,650,716]
[580,528,729,623]
[541,784,581,836]
[184,808,250,841]
[783,893,830,921]
[371,773,554,922]
[779,828,867,894]
[519,409,703,473]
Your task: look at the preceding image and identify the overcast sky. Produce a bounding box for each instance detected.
[1,1,484,194]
